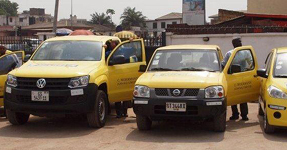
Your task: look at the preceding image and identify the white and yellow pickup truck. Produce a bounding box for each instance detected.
[133,45,260,132]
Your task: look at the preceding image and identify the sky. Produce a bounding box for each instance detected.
[11,0,247,25]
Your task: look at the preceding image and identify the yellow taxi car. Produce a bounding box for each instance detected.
[3,36,146,128]
[258,47,287,134]
[133,45,260,132]
[0,51,24,109]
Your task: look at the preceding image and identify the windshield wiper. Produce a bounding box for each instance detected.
[150,68,177,71]
[181,68,216,72]
[275,75,287,78]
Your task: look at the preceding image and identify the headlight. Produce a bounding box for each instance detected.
[133,85,150,98]
[7,75,17,87]
[268,86,287,99]
[68,75,89,88]
[205,86,224,99]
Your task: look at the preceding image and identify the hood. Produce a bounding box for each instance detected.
[271,78,287,93]
[11,61,101,78]
[136,71,221,89]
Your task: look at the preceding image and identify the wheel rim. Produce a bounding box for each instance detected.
[98,96,106,122]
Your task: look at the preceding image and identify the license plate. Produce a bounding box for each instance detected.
[166,102,187,112]
[31,91,49,102]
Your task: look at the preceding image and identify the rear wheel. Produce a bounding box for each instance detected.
[136,115,152,131]
[87,90,108,128]
[264,109,275,134]
[213,111,226,132]
[258,102,264,116]
[6,109,30,125]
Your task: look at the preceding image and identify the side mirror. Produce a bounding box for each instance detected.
[139,65,147,72]
[109,55,126,66]
[229,64,241,74]
[24,54,31,63]
[257,69,268,78]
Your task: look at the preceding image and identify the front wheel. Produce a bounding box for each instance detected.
[213,111,226,132]
[6,109,30,125]
[87,90,108,128]
[264,109,275,134]
[258,102,264,116]
[136,115,152,131]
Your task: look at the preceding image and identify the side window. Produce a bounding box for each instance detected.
[230,50,255,73]
[111,41,143,64]
[0,54,21,75]
[265,52,273,75]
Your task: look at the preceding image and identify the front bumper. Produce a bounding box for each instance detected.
[133,98,226,121]
[4,83,98,115]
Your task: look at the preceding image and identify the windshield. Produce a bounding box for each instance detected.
[148,49,220,72]
[274,53,287,77]
[32,41,102,61]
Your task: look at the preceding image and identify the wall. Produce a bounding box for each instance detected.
[146,19,181,35]
[166,33,287,68]
[248,0,287,15]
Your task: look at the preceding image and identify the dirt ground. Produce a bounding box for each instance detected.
[0,103,287,150]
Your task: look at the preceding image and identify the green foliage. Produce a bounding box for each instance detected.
[106,9,115,16]
[0,0,19,16]
[120,7,146,29]
[90,12,115,27]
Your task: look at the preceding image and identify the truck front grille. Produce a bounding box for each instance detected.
[155,88,200,97]
[17,78,70,90]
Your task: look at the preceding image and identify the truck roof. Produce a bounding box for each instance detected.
[157,45,220,51]
[46,35,121,43]
[276,47,287,53]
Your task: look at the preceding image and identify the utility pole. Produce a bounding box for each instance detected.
[70,0,73,30]
[53,0,60,33]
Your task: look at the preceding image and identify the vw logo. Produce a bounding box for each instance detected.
[172,89,181,97]
[36,79,46,89]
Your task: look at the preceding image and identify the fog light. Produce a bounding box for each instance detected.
[274,112,282,119]
[134,100,148,105]
[206,102,222,106]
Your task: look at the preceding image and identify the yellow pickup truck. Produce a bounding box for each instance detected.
[3,36,146,128]
[258,47,287,134]
[133,45,260,132]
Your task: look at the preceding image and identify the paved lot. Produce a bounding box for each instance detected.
[0,103,287,150]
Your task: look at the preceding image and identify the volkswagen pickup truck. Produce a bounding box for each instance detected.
[258,47,287,134]
[133,45,260,132]
[3,36,146,128]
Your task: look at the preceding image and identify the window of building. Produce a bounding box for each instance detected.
[153,23,157,29]
[161,22,166,28]
[172,22,177,25]
[10,18,13,23]
[19,18,24,22]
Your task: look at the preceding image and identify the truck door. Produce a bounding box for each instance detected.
[224,46,260,106]
[0,51,24,107]
[107,39,146,102]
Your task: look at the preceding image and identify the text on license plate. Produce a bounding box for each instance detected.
[166,102,187,112]
[31,91,49,102]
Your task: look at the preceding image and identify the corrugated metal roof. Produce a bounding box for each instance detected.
[155,12,182,21]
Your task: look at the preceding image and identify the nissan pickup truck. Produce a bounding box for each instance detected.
[258,47,287,134]
[133,45,260,132]
[3,36,146,128]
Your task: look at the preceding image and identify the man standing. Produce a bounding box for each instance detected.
[222,38,249,121]
[0,45,12,57]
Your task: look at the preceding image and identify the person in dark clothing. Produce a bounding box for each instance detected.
[222,37,249,121]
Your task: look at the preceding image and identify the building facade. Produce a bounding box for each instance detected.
[145,12,182,37]
[248,0,287,15]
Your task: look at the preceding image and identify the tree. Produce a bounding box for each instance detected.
[0,0,19,25]
[106,9,115,23]
[90,12,115,27]
[120,7,146,30]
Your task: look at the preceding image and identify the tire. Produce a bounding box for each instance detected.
[87,90,108,128]
[136,115,152,131]
[213,111,226,132]
[264,109,275,134]
[258,102,264,116]
[6,109,30,125]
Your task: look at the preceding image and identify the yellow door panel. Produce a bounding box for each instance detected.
[0,75,6,107]
[224,46,260,106]
[107,39,146,102]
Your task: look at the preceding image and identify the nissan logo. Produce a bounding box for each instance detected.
[36,79,46,89]
[172,89,181,97]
